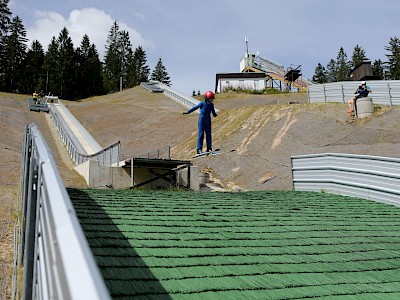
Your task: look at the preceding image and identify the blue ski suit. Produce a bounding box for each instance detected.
[186,101,217,151]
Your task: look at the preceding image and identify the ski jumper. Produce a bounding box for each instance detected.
[186,101,217,151]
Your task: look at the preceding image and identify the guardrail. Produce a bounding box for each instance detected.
[137,145,171,159]
[153,81,201,109]
[152,81,220,112]
[308,80,400,106]
[16,124,110,300]
[140,81,164,93]
[291,153,400,207]
[54,100,103,153]
[49,101,121,166]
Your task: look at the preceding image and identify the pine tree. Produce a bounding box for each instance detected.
[104,21,151,92]
[22,40,45,93]
[118,30,134,89]
[57,27,76,99]
[385,36,400,80]
[351,45,368,69]
[2,16,27,92]
[104,21,122,93]
[0,0,11,89]
[335,47,351,81]
[312,63,328,83]
[372,59,385,80]
[87,43,105,96]
[0,0,11,38]
[43,37,59,96]
[326,59,337,83]
[132,46,150,86]
[151,58,171,86]
[76,34,104,99]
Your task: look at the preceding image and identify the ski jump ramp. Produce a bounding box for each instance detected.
[240,53,313,90]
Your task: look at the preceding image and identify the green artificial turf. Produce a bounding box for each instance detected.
[68,189,400,299]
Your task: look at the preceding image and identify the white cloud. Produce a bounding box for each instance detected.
[26,7,154,60]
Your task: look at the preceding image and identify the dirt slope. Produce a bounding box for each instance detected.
[0,93,85,299]
[66,87,196,157]
[67,87,399,191]
[177,102,398,190]
[1,87,399,298]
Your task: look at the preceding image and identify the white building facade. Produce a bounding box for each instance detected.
[215,72,268,93]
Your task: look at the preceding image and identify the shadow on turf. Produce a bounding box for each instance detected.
[68,188,172,299]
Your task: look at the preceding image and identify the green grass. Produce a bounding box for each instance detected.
[68,189,400,299]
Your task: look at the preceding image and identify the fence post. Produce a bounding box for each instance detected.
[387,83,393,107]
[22,154,39,300]
[341,84,345,103]
[323,85,327,102]
[130,157,134,188]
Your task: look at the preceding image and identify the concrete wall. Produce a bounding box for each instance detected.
[177,166,200,191]
[131,167,175,189]
[75,160,131,189]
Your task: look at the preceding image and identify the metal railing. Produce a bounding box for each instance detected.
[240,55,313,88]
[16,124,110,300]
[308,80,400,106]
[49,101,121,166]
[152,81,220,112]
[140,81,164,93]
[56,100,103,153]
[136,145,171,159]
[291,153,400,207]
[153,81,201,109]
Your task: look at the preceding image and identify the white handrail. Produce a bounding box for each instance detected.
[18,124,111,300]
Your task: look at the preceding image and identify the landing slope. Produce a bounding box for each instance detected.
[70,188,400,299]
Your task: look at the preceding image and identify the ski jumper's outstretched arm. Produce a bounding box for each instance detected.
[185,102,202,114]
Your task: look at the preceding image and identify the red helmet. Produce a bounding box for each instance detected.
[204,91,215,99]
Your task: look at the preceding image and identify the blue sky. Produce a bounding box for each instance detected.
[9,0,400,94]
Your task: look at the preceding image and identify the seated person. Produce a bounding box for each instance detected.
[32,91,39,104]
[348,81,372,113]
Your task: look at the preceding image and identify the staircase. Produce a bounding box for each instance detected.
[240,54,313,90]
